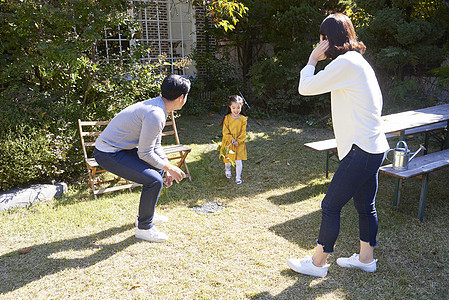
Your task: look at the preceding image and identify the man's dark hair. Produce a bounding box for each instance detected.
[161,74,191,100]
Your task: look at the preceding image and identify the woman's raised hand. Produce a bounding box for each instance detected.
[308,40,329,66]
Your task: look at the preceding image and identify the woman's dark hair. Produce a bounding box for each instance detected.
[319,13,366,60]
[161,74,191,100]
[220,95,245,125]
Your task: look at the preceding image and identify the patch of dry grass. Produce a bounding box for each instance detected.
[1,114,448,299]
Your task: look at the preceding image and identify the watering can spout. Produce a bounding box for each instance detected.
[409,144,426,162]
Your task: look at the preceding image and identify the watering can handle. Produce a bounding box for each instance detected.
[396,140,408,150]
[385,149,394,162]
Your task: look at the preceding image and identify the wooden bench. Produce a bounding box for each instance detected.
[305,122,447,178]
[304,139,338,178]
[379,149,449,221]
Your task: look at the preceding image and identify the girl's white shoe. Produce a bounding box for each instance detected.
[225,170,232,179]
[235,179,242,184]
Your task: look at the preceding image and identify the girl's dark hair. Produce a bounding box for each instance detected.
[319,13,366,60]
[220,95,245,125]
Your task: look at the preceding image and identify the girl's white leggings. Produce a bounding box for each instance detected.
[225,160,242,180]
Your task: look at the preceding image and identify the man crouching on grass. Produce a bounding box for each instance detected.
[94,74,190,242]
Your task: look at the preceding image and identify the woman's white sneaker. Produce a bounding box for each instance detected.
[287,256,329,278]
[135,226,168,242]
[336,254,377,272]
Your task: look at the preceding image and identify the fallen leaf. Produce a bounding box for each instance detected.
[19,246,32,254]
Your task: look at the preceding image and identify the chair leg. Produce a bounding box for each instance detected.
[176,151,191,181]
[88,168,98,199]
[183,160,191,181]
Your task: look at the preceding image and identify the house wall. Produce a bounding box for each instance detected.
[100,0,215,78]
[193,4,216,79]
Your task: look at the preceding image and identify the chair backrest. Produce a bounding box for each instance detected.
[79,113,182,156]
[162,111,181,146]
[78,120,110,162]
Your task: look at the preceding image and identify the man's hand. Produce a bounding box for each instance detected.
[164,172,174,187]
[163,164,186,183]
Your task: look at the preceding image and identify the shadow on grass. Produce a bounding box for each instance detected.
[250,271,332,299]
[270,210,322,251]
[0,224,136,294]
[267,182,329,205]
[254,210,356,300]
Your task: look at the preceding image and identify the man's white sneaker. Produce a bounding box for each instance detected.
[287,256,329,278]
[336,254,377,272]
[135,213,168,227]
[135,226,168,242]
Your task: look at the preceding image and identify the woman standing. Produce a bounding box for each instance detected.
[288,13,389,277]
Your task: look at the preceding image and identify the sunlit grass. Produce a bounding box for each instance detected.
[0,114,448,299]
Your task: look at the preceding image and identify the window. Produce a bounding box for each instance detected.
[100,0,197,76]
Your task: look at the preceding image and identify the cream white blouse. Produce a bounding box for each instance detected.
[299,51,389,160]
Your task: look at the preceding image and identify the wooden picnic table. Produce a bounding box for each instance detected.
[305,104,449,178]
[382,103,449,143]
[380,103,449,221]
[305,103,449,221]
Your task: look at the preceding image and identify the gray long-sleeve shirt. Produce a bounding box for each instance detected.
[95,97,169,169]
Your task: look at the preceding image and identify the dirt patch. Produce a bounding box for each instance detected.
[190,201,225,214]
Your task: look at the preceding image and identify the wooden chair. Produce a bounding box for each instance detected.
[162,111,192,181]
[78,112,191,198]
[78,120,141,199]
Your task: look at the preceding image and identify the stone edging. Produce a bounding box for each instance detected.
[0,183,68,211]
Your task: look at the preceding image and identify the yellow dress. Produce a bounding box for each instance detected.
[220,114,247,162]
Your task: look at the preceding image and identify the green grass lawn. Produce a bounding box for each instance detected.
[1,114,448,299]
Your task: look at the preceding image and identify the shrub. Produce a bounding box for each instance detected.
[0,123,79,191]
[248,52,330,115]
[0,0,170,190]
[185,50,243,115]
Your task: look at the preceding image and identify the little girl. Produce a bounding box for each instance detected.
[220,95,248,184]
